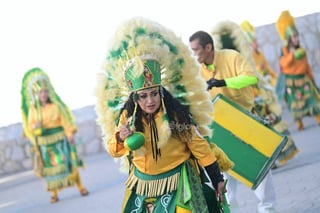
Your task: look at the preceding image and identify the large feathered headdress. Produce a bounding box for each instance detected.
[95,17,213,154]
[240,20,256,43]
[21,67,75,143]
[211,20,256,70]
[210,20,275,94]
[211,20,279,107]
[276,10,298,42]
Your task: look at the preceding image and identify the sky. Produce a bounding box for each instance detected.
[0,0,318,127]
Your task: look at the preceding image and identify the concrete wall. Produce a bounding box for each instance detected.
[0,12,319,177]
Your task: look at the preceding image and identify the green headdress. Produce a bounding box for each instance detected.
[95,17,213,170]
[21,67,75,143]
[124,55,161,92]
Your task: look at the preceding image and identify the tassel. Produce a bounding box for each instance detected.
[148,114,161,161]
[126,170,180,197]
[130,99,138,130]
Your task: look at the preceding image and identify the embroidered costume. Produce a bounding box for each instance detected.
[21,68,88,203]
[95,17,232,213]
[276,10,320,130]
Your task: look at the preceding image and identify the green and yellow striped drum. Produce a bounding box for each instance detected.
[207,94,287,189]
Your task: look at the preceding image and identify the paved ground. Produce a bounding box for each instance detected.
[0,107,319,213]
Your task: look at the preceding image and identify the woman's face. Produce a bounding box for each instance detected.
[251,40,259,51]
[290,34,300,47]
[136,87,161,114]
[39,89,49,104]
[189,38,211,64]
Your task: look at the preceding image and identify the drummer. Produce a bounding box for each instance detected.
[189,30,276,213]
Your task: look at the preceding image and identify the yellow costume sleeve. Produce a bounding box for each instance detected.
[27,106,41,137]
[28,103,77,138]
[105,111,130,157]
[211,143,234,172]
[253,51,278,78]
[187,128,217,167]
[59,108,77,138]
[262,59,278,78]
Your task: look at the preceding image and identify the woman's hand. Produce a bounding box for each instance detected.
[118,121,133,141]
[265,113,276,125]
[289,46,296,54]
[34,121,42,129]
[216,181,226,203]
[68,135,75,144]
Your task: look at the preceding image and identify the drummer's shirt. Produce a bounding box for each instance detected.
[107,109,217,175]
[201,49,257,111]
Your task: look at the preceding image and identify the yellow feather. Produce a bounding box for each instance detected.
[276,10,295,41]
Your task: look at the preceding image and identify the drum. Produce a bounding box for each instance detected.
[207,94,287,189]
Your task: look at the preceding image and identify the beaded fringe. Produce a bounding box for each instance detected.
[46,169,79,191]
[37,131,65,146]
[126,170,180,197]
[46,175,75,191]
[43,164,68,176]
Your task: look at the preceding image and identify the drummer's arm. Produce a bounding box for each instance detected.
[225,75,258,89]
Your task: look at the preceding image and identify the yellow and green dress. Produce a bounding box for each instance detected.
[95,17,234,213]
[276,10,320,128]
[27,103,84,191]
[107,110,232,213]
[278,46,320,122]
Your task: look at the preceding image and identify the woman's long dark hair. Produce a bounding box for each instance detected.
[119,86,193,141]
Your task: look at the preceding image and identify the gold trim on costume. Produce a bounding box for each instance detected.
[126,170,180,197]
[43,164,68,176]
[37,131,65,146]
